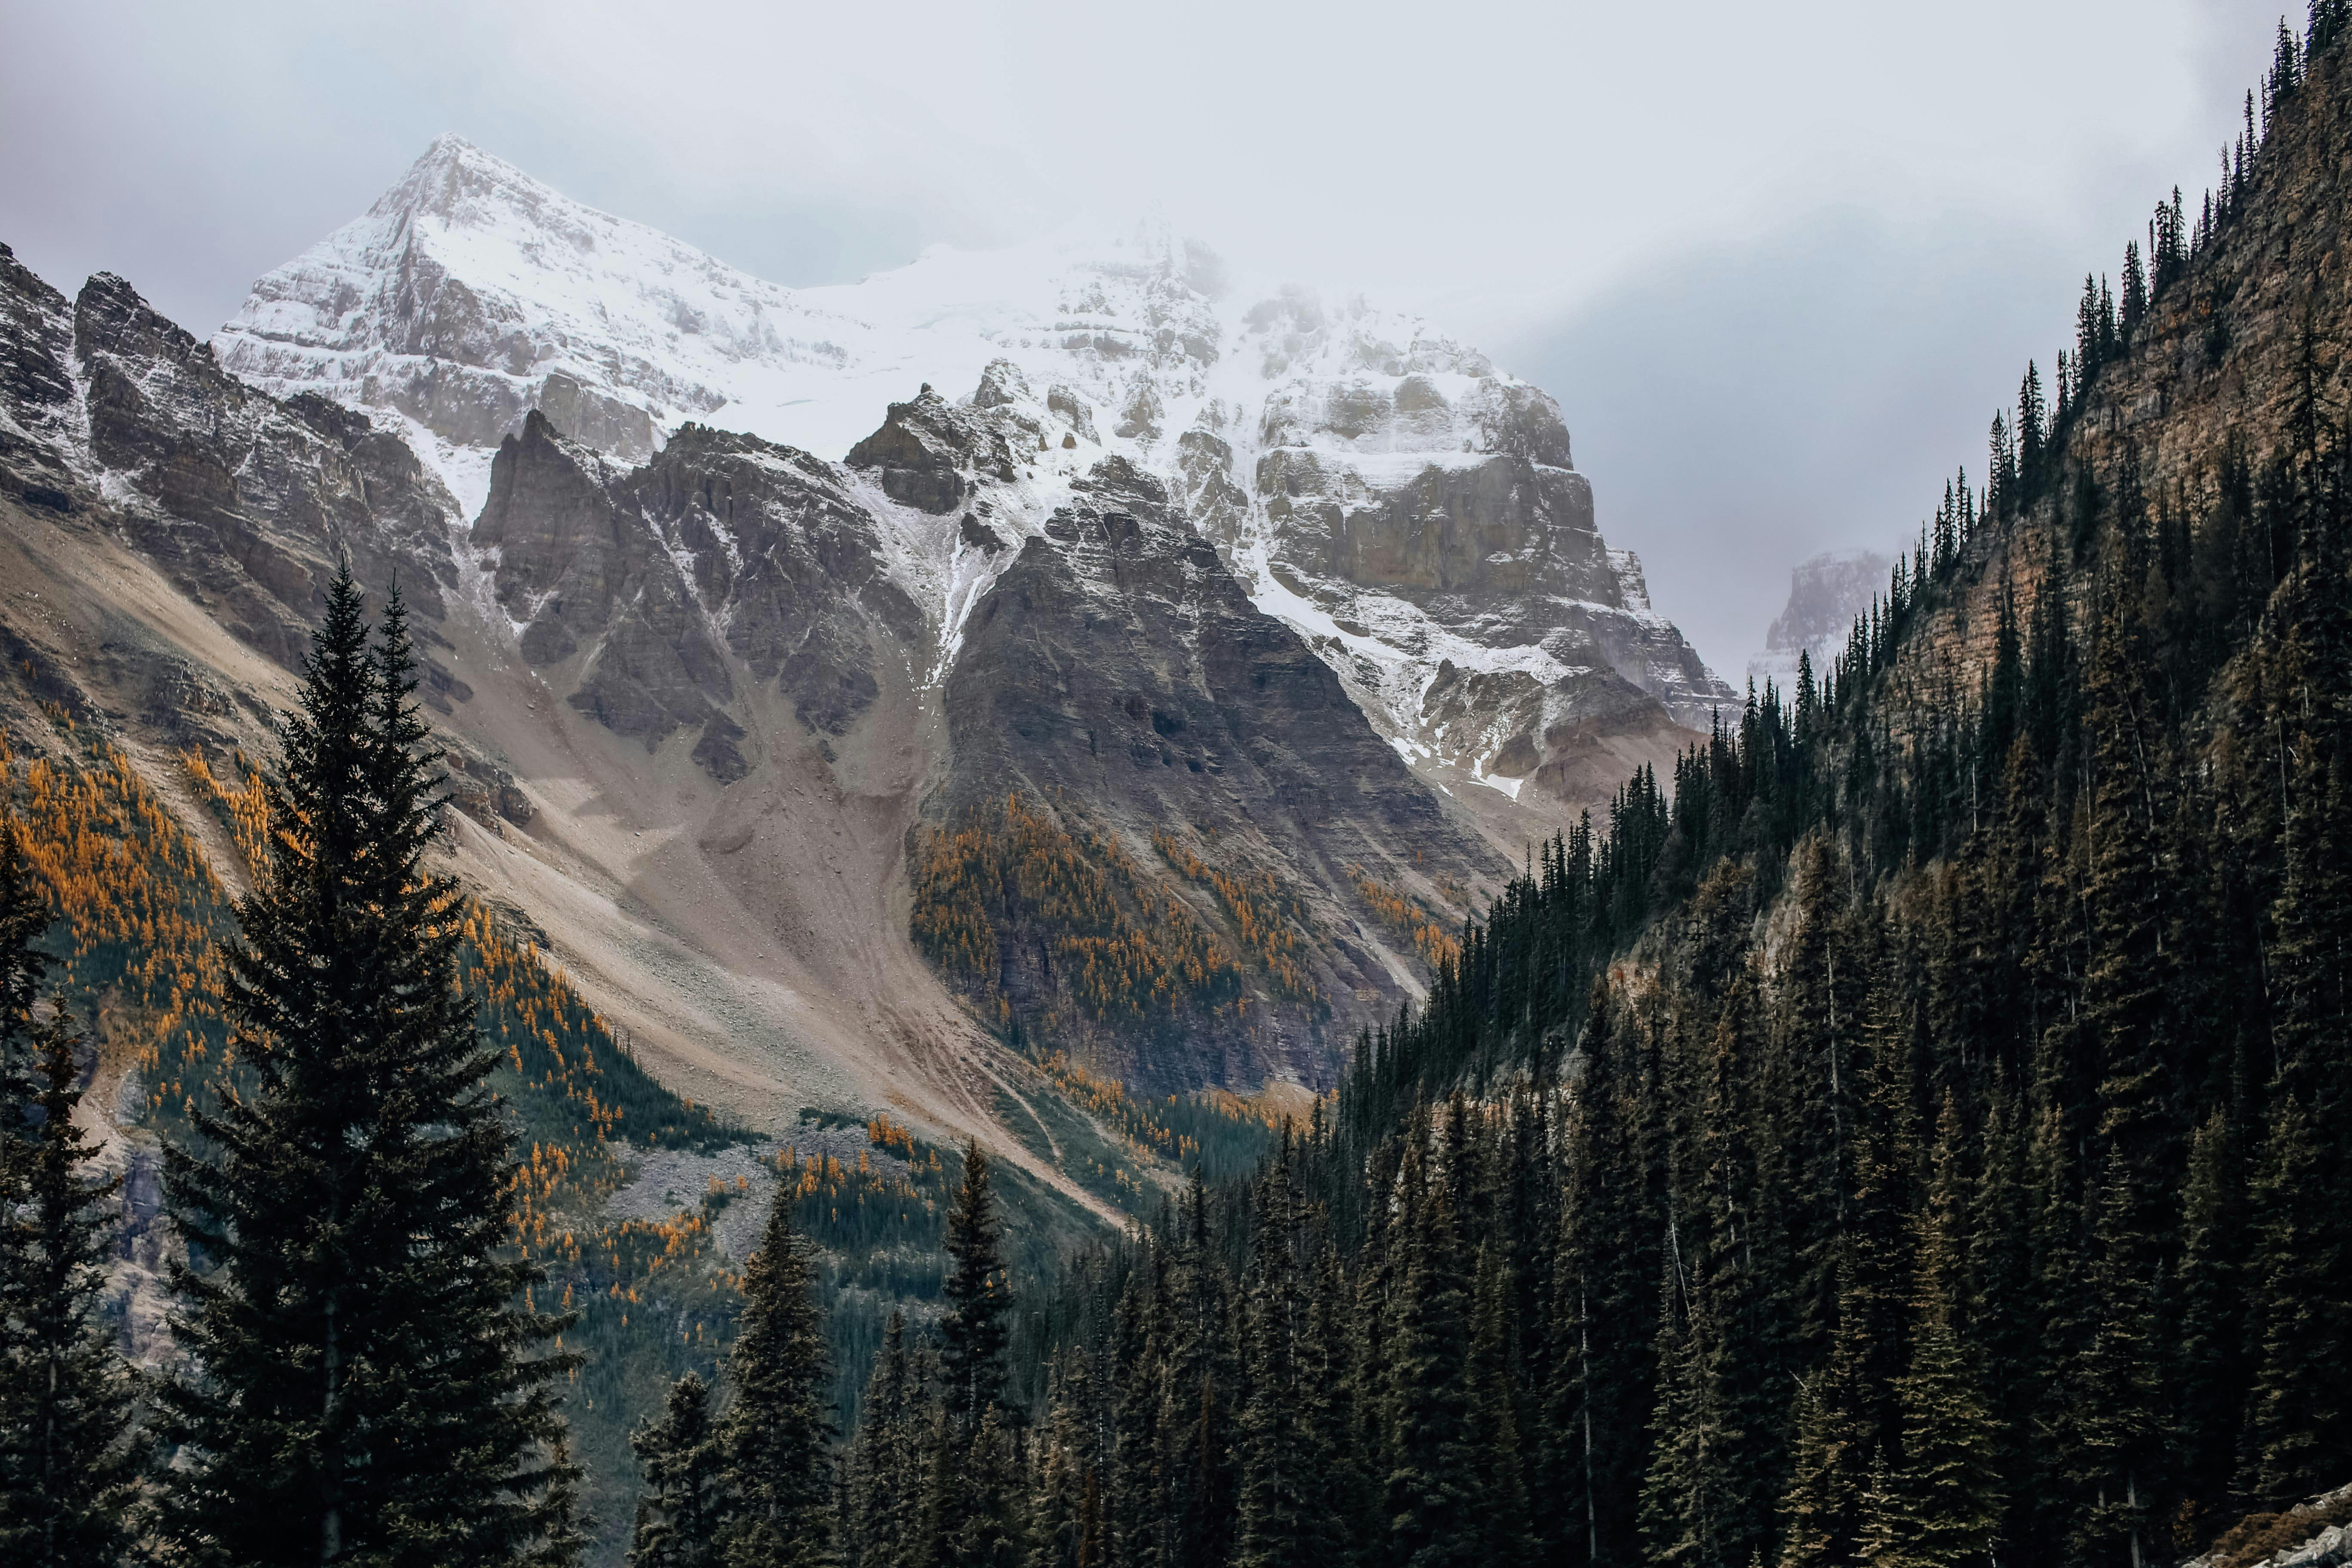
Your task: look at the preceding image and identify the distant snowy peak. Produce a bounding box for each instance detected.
[216,135,861,469]
[214,135,1734,828]
[1748,548,1894,689]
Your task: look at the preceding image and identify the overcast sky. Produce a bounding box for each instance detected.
[0,0,2289,673]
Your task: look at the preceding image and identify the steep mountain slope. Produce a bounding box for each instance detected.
[214,137,1731,841]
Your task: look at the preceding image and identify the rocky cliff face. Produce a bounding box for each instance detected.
[0,243,473,701]
[1874,40,2352,720]
[214,138,1731,847]
[940,455,1498,1086]
[6,231,1502,1099]
[2,131,1727,1107]
[475,414,925,779]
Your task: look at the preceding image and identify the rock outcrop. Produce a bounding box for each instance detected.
[478,413,923,778]
[941,456,1501,1085]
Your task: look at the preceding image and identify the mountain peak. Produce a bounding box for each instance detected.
[369,133,567,228]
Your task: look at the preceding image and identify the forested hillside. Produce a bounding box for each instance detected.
[811,9,2352,1568]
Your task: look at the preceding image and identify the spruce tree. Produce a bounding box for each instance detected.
[1872,1100,2002,1568]
[1029,1352,1094,1568]
[630,1373,728,1568]
[1234,1150,1308,1568]
[717,1190,838,1568]
[1385,1117,1472,1568]
[941,1142,1011,1433]
[0,1011,144,1567]
[1299,1242,1364,1568]
[2241,1094,2346,1507]
[2173,1112,2251,1538]
[158,569,576,1568]
[954,1405,1026,1568]
[1467,1242,1535,1566]
[0,814,54,1433]
[847,1313,921,1568]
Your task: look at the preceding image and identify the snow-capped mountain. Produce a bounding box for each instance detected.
[215,136,1732,831]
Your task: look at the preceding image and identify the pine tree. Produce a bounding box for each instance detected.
[1548,988,1663,1568]
[718,1191,838,1568]
[1467,1242,1535,1565]
[2071,576,2174,1568]
[0,1012,144,1567]
[630,1373,728,1568]
[1871,1099,2002,1568]
[2172,1112,2251,1540]
[942,1142,1011,1434]
[1164,1171,1236,1568]
[1299,1242,1363,1568]
[953,1405,1027,1568]
[1108,1260,1168,1568]
[848,1314,922,1568]
[158,569,576,1568]
[1030,1353,1094,1568]
[1385,1114,1473,1568]
[0,812,55,1460]
[1234,1149,1309,1568]
[2241,1095,2347,1507]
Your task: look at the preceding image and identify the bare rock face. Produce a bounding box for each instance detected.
[480,412,921,778]
[941,456,1504,1087]
[0,254,466,695]
[844,384,1026,513]
[208,140,1736,849]
[0,243,80,514]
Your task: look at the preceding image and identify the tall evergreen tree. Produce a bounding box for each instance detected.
[847,1314,923,1568]
[1234,1148,1309,1568]
[630,1373,727,1568]
[0,1011,144,1567]
[0,813,55,1452]
[941,1142,1011,1434]
[1385,1111,1473,1568]
[717,1191,838,1568]
[2241,1095,2346,1507]
[158,570,576,1568]
[1869,1099,2002,1568]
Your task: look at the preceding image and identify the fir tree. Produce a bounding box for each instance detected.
[1872,1099,2002,1568]
[941,1142,1011,1434]
[847,1314,922,1568]
[1467,1242,1535,1565]
[2241,1095,2347,1507]
[0,812,55,1465]
[158,569,576,1568]
[1029,1353,1094,1568]
[1385,1113,1473,1568]
[2172,1112,2251,1539]
[0,1012,144,1567]
[717,1191,838,1568]
[1234,1149,1309,1568]
[630,1373,728,1568]
[953,1405,1026,1568]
